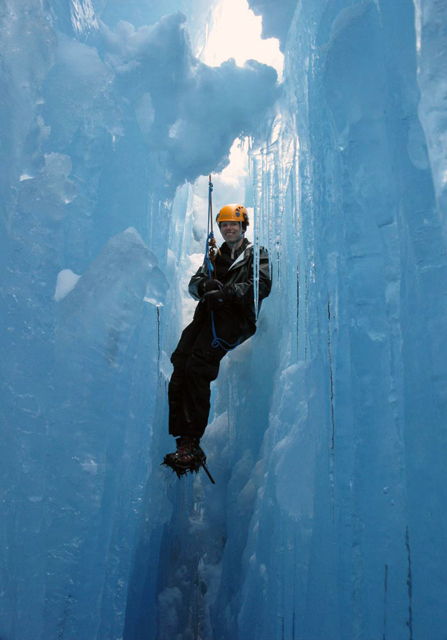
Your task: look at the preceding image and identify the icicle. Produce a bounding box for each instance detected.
[156,305,161,367]
[251,149,261,320]
[156,303,163,384]
[249,145,265,320]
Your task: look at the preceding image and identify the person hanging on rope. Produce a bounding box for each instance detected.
[163,194,272,483]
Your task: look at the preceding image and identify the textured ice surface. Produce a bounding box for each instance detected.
[414,0,447,220]
[1,1,447,640]
[135,2,447,640]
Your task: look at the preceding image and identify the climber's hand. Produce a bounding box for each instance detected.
[204,289,226,311]
[204,279,223,293]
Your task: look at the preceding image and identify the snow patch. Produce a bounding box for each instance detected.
[143,297,163,307]
[80,457,99,475]
[123,226,144,242]
[54,269,81,302]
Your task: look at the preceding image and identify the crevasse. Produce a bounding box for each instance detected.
[1,1,446,640]
[133,1,447,639]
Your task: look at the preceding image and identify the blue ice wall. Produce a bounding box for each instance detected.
[130,1,447,640]
[0,2,277,639]
[1,1,447,640]
[236,2,447,639]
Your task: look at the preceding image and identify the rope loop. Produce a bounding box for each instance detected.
[210,311,242,352]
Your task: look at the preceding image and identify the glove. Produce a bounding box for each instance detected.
[198,279,222,298]
[204,279,223,293]
[204,289,226,311]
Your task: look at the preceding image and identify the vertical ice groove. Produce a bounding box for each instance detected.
[383,563,388,640]
[327,301,335,452]
[156,305,161,375]
[327,299,336,524]
[406,526,414,640]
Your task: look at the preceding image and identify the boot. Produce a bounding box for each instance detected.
[163,436,204,473]
[172,436,204,469]
[162,437,215,484]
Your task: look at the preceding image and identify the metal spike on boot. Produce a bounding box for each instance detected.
[162,436,215,484]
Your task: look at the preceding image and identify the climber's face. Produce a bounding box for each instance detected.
[220,221,243,245]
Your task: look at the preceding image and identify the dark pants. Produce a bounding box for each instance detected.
[168,302,253,440]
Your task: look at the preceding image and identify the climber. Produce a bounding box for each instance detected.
[163,203,272,481]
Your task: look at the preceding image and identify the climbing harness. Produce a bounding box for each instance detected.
[205,175,241,353]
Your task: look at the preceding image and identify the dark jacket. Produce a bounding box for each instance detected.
[189,239,272,337]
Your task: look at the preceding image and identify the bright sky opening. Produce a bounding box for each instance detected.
[193,0,283,244]
[203,0,284,79]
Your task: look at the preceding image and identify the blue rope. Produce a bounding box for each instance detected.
[204,239,214,278]
[204,179,215,277]
[204,178,241,352]
[210,311,242,351]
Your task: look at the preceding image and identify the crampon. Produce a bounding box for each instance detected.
[162,438,215,484]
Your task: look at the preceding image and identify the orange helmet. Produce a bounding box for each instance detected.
[216,204,249,228]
